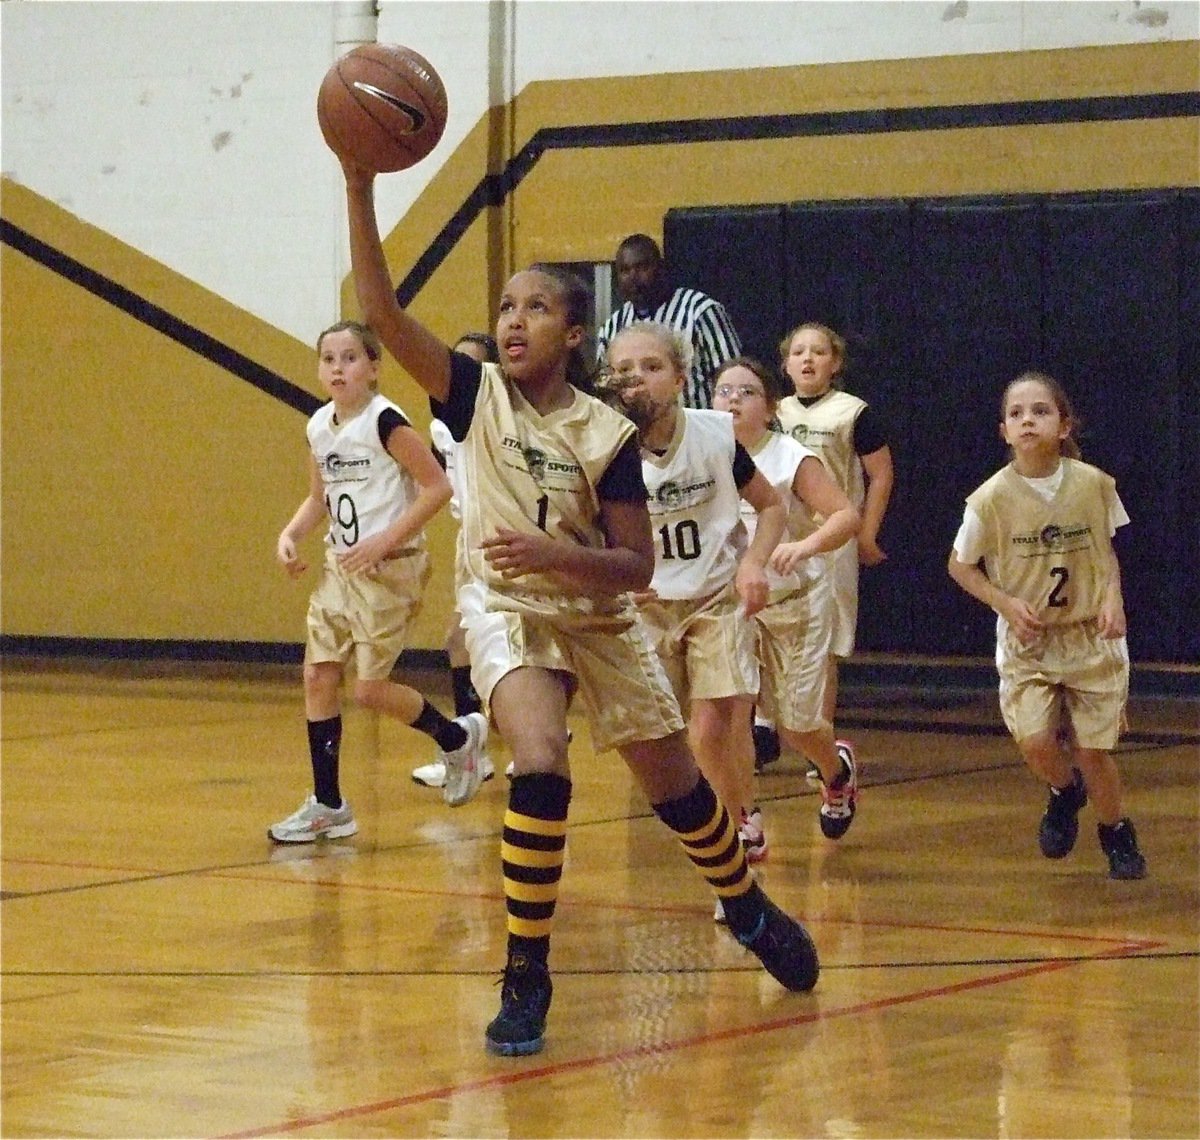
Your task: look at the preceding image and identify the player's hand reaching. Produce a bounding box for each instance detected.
[770,541,812,576]
[339,155,376,186]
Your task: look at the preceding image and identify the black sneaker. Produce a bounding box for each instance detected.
[1098,818,1148,880]
[1038,770,1088,858]
[485,953,553,1056]
[753,723,781,771]
[736,898,820,992]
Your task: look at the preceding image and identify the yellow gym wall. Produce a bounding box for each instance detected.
[3,41,1196,656]
[0,181,321,647]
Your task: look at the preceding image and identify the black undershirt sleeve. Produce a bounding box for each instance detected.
[430,351,483,443]
[377,405,411,450]
[731,441,757,490]
[853,404,888,457]
[596,436,649,503]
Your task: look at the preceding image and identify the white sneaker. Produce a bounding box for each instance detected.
[442,712,488,806]
[412,753,495,788]
[268,794,357,844]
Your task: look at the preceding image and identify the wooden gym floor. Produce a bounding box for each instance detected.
[1,657,1197,1139]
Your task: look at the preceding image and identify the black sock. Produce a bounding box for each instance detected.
[411,699,467,752]
[451,666,482,718]
[307,715,342,807]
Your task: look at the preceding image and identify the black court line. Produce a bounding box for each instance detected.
[5,949,1194,981]
[0,745,1177,904]
[3,92,1196,405]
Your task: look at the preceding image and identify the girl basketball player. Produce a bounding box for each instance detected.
[268,320,486,845]
[340,164,819,1058]
[947,371,1147,879]
[603,323,786,863]
[712,357,861,851]
[773,322,893,783]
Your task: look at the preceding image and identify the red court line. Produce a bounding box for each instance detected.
[4,855,1164,951]
[215,940,1153,1140]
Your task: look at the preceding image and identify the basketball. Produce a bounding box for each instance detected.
[317,43,447,173]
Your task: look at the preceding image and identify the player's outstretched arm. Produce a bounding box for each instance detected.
[342,163,451,402]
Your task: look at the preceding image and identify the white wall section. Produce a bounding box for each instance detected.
[2,1,1194,341]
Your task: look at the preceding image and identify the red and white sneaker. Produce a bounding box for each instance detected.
[819,741,858,839]
[739,807,769,862]
[442,712,488,806]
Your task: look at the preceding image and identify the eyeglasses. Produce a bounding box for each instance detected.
[714,384,765,400]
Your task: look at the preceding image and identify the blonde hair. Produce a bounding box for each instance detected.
[778,321,846,384]
[609,320,693,379]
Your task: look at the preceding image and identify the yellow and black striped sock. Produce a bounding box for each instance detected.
[653,774,764,937]
[502,773,571,964]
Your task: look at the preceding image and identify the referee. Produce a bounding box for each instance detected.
[595,233,743,410]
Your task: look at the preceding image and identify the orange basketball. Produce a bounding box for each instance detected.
[317,43,447,173]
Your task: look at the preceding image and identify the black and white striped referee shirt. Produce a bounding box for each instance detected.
[596,287,743,410]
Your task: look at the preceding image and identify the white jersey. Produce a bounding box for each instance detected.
[743,430,824,592]
[307,392,422,552]
[429,418,462,520]
[642,408,747,600]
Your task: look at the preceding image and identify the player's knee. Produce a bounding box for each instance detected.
[303,662,340,701]
[352,678,388,710]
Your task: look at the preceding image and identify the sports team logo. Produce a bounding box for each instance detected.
[523,447,548,483]
[650,477,716,513]
[656,481,685,509]
[1040,524,1063,547]
[1013,522,1094,555]
[322,452,370,479]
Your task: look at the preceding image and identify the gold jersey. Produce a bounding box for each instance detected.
[776,388,867,508]
[456,363,640,613]
[966,458,1120,626]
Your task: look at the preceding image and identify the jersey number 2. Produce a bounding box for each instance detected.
[1048,566,1069,608]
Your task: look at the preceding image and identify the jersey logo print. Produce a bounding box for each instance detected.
[1011,522,1094,556]
[352,82,426,132]
[523,447,548,483]
[650,477,717,513]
